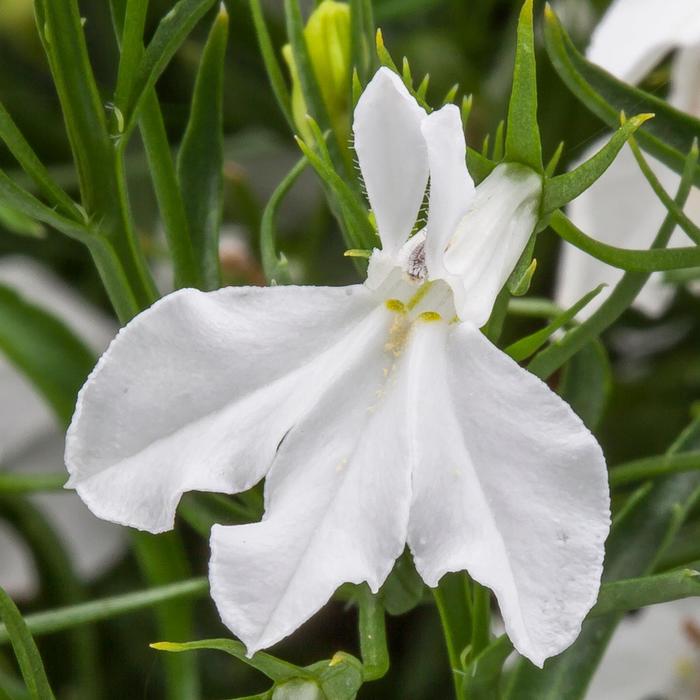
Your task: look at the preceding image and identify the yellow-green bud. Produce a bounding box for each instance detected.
[282,0,351,143]
[0,0,34,33]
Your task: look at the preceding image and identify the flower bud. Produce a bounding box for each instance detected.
[282,0,351,143]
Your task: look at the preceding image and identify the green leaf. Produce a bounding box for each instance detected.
[260,156,307,283]
[558,339,611,431]
[550,209,700,272]
[110,0,201,289]
[528,140,699,380]
[542,113,653,213]
[0,579,208,644]
[505,285,604,362]
[466,147,496,184]
[0,283,95,425]
[0,203,44,238]
[504,416,700,699]
[461,635,513,700]
[248,0,294,130]
[0,473,66,494]
[349,0,375,84]
[0,103,81,219]
[609,451,700,488]
[0,586,55,700]
[295,135,375,251]
[151,638,310,683]
[543,4,700,186]
[0,496,99,697]
[177,4,228,290]
[121,0,219,132]
[590,567,700,617]
[504,0,542,172]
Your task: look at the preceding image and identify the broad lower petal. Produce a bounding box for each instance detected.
[421,104,475,279]
[210,304,412,654]
[586,0,700,84]
[66,285,376,533]
[407,321,610,667]
[556,140,695,318]
[353,67,428,255]
[442,163,541,326]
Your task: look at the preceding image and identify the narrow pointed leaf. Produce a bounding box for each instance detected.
[505,0,542,172]
[177,4,228,290]
[505,284,604,362]
[260,156,307,283]
[542,113,653,213]
[121,0,218,131]
[590,568,700,617]
[0,283,95,425]
[461,635,513,700]
[0,203,44,238]
[0,586,55,700]
[610,451,700,488]
[543,4,700,186]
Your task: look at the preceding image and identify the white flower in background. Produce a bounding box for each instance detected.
[65,68,610,667]
[588,599,700,700]
[0,256,125,597]
[555,0,700,318]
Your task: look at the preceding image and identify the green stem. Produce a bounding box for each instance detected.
[528,142,698,379]
[0,472,66,494]
[0,579,208,644]
[433,574,471,700]
[0,496,100,697]
[609,451,700,487]
[358,587,389,681]
[470,582,491,659]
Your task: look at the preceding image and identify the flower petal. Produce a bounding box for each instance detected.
[65,285,376,533]
[556,140,695,318]
[353,67,428,255]
[442,163,541,326]
[586,0,700,84]
[210,305,412,654]
[420,104,475,279]
[407,321,610,667]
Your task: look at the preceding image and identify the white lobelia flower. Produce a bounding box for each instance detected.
[555,0,700,319]
[65,67,610,667]
[0,256,125,597]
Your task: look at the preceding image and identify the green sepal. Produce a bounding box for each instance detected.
[507,230,538,296]
[176,3,229,290]
[504,0,542,172]
[542,113,654,213]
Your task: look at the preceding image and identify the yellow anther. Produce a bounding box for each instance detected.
[418,311,442,322]
[385,299,406,313]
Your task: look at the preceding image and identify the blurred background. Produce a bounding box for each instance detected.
[1,0,699,697]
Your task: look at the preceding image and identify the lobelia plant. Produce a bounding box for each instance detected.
[1,1,700,699]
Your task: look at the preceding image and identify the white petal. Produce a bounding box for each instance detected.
[210,304,412,653]
[420,104,475,279]
[442,163,541,326]
[556,140,696,319]
[586,0,700,84]
[668,44,700,117]
[66,285,376,533]
[407,322,610,667]
[353,67,428,255]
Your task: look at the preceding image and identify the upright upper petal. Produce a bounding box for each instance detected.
[420,104,475,279]
[210,304,412,653]
[65,284,376,533]
[442,163,542,326]
[353,67,428,255]
[407,321,610,667]
[586,0,700,84]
